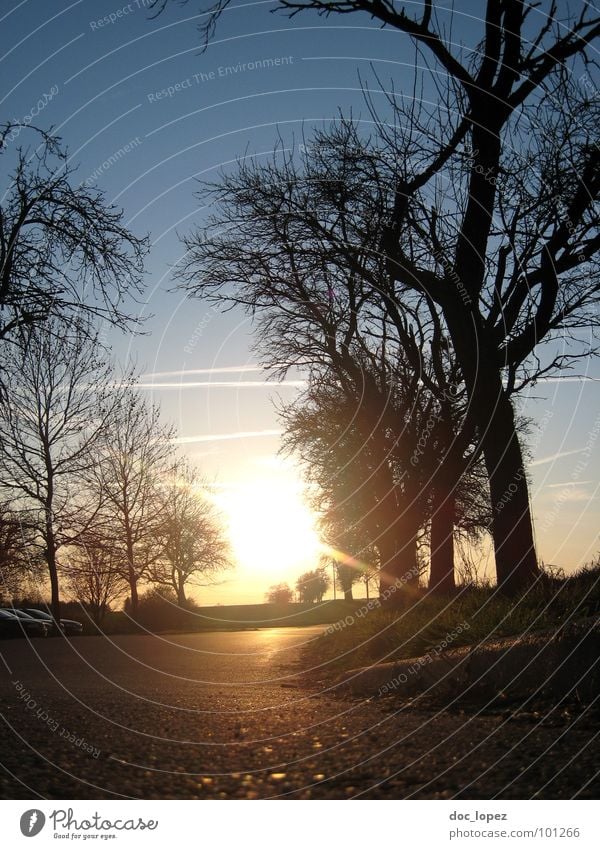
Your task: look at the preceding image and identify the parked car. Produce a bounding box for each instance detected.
[0,608,48,637]
[24,608,83,636]
[0,609,27,639]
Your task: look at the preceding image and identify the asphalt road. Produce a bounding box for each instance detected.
[0,627,598,799]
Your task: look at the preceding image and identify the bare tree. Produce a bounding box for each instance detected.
[283,369,489,598]
[149,460,230,605]
[0,123,147,358]
[0,320,119,624]
[164,1,600,595]
[96,387,175,614]
[63,532,126,626]
[177,124,490,598]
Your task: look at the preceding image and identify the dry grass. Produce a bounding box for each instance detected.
[302,561,600,672]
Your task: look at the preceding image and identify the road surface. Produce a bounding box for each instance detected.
[0,627,598,799]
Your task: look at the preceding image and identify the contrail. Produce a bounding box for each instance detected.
[545,480,593,488]
[530,447,587,467]
[142,365,265,378]
[135,380,306,389]
[172,429,283,445]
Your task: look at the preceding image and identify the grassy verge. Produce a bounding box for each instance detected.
[301,564,600,673]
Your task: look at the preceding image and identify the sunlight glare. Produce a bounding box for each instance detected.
[217,468,322,576]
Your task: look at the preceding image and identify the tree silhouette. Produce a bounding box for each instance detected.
[95,387,175,614]
[0,124,147,358]
[63,532,126,626]
[150,460,230,605]
[167,1,600,594]
[178,125,488,598]
[0,320,119,625]
[0,500,41,600]
[266,583,294,604]
[296,568,329,603]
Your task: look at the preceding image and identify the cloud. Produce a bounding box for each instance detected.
[530,447,587,467]
[172,429,283,445]
[545,488,596,503]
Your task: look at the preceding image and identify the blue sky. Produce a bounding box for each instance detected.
[2,0,598,601]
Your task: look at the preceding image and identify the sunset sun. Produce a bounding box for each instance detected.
[217,469,322,577]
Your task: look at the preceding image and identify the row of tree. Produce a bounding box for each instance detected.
[0,322,230,623]
[0,125,230,625]
[159,0,600,601]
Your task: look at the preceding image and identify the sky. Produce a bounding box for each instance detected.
[1,0,599,603]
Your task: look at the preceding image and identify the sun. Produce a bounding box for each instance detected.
[217,469,322,577]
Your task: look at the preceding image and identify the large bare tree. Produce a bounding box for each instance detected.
[176,125,488,597]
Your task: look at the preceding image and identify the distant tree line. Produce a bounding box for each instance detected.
[0,326,230,625]
[266,567,329,604]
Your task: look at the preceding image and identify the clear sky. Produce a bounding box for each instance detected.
[2,0,598,603]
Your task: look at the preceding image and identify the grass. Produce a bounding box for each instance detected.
[301,562,600,673]
[74,598,369,635]
[11,563,599,648]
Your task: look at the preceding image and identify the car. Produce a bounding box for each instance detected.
[0,609,27,639]
[0,608,48,637]
[24,608,83,636]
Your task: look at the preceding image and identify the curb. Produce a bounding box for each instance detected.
[333,618,600,702]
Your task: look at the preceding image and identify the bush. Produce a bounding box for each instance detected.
[127,588,196,633]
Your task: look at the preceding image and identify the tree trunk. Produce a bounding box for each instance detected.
[47,543,61,634]
[377,517,420,607]
[128,560,138,613]
[129,576,138,611]
[44,471,61,631]
[43,504,61,633]
[177,575,187,607]
[481,388,539,593]
[336,565,354,601]
[125,527,138,613]
[444,306,538,594]
[429,480,456,594]
[372,468,421,603]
